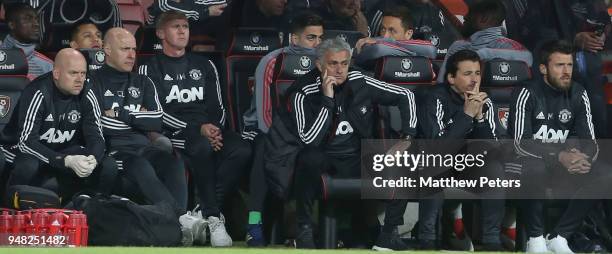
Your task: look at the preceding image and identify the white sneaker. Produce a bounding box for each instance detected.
[208,214,232,247]
[526,235,549,253]
[190,205,207,245]
[547,235,574,254]
[179,212,206,246]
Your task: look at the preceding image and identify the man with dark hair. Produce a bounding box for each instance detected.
[1,3,52,80]
[315,0,369,37]
[139,11,252,247]
[239,11,324,247]
[353,6,437,68]
[436,0,532,83]
[287,38,417,250]
[69,21,103,49]
[509,40,612,253]
[3,48,114,200]
[417,49,505,251]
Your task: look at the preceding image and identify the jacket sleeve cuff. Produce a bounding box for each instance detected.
[117,109,132,124]
[321,96,335,110]
[50,154,67,169]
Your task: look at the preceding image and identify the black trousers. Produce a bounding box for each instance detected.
[417,160,505,244]
[110,145,187,214]
[519,157,612,238]
[8,146,118,202]
[171,128,251,217]
[247,134,267,212]
[294,147,407,228]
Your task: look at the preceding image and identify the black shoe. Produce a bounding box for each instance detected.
[480,243,506,251]
[295,224,316,249]
[419,239,437,250]
[372,229,410,251]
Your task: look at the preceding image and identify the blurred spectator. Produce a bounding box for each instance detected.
[4,0,122,37]
[436,0,532,83]
[146,0,228,24]
[1,3,52,80]
[316,0,369,36]
[353,6,437,68]
[506,0,609,138]
[238,0,288,29]
[69,21,102,49]
[367,0,457,42]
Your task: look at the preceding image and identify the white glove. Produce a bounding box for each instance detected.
[64,155,95,178]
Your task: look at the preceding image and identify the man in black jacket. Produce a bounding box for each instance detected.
[89,28,198,246]
[416,49,505,251]
[509,40,612,254]
[290,38,417,250]
[5,48,114,200]
[140,11,251,247]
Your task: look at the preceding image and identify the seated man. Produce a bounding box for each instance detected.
[140,11,252,247]
[353,6,437,68]
[239,11,324,247]
[315,0,369,37]
[146,0,227,24]
[5,48,114,200]
[69,21,103,49]
[436,0,532,83]
[509,40,612,254]
[89,28,196,245]
[289,38,416,250]
[1,3,53,80]
[416,49,505,251]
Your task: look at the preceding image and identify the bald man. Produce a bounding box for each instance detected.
[88,28,198,245]
[4,48,115,201]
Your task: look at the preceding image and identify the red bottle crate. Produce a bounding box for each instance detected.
[0,208,88,247]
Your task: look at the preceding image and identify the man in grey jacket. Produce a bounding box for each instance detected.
[1,3,52,80]
[241,11,324,247]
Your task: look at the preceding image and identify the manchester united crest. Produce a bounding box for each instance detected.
[128,87,140,98]
[189,69,202,81]
[67,110,81,124]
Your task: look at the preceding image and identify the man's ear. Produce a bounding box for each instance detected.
[69,41,78,49]
[539,64,547,76]
[52,68,60,81]
[290,33,297,45]
[447,73,455,85]
[7,21,15,31]
[316,59,322,72]
[405,29,414,40]
[156,29,164,41]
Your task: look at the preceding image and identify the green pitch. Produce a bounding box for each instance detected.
[0,247,480,254]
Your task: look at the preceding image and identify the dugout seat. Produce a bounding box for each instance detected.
[481,59,531,135]
[375,55,435,138]
[80,49,106,71]
[0,49,29,133]
[222,27,281,131]
[323,30,364,48]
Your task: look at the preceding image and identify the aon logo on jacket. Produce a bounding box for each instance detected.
[166,86,204,103]
[40,128,76,143]
[533,125,569,143]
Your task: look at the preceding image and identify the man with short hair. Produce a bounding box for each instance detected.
[69,21,103,49]
[288,38,417,250]
[509,40,612,254]
[139,11,251,247]
[315,0,369,37]
[436,0,532,83]
[89,28,196,245]
[1,3,52,80]
[4,48,113,200]
[416,49,505,251]
[240,11,324,247]
[353,6,437,68]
